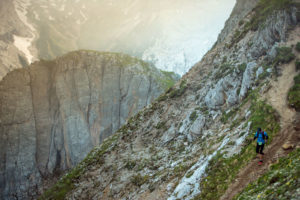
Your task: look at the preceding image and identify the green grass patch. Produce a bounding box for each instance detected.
[119,114,142,134]
[288,74,300,111]
[296,42,300,52]
[62,50,153,71]
[159,70,179,90]
[157,94,168,102]
[125,160,136,170]
[186,170,195,178]
[248,100,280,134]
[234,149,300,200]
[238,63,247,74]
[295,59,300,71]
[274,46,295,64]
[155,121,167,130]
[131,174,150,187]
[189,111,198,122]
[169,80,187,98]
[221,108,238,124]
[214,63,233,80]
[173,164,190,177]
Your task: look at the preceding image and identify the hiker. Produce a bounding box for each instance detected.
[253,127,268,164]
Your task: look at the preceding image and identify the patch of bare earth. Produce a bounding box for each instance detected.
[138,183,169,200]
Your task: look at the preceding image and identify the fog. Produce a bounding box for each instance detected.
[31,0,236,75]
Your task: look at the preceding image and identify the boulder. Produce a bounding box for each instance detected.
[282,143,294,150]
[189,115,206,137]
[239,62,256,99]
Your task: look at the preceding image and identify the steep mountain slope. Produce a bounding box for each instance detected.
[221,39,300,199]
[39,0,300,200]
[0,50,178,200]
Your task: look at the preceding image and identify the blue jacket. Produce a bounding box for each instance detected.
[254,131,268,144]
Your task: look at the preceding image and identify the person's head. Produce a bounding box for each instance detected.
[257,127,261,132]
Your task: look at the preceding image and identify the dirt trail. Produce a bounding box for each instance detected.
[266,26,300,128]
[220,124,299,200]
[267,62,296,127]
[220,37,300,200]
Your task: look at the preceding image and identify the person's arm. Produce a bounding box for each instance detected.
[265,132,268,143]
[253,132,257,141]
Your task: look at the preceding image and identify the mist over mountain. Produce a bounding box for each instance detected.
[1,0,235,80]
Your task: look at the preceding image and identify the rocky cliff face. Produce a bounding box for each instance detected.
[216,0,258,44]
[39,1,300,200]
[0,50,177,199]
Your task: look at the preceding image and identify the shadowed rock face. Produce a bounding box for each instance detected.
[0,50,176,199]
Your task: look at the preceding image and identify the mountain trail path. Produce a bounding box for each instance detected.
[220,32,300,200]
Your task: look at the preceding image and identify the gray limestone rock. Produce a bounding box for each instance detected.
[162,125,177,145]
[205,73,241,109]
[256,66,264,79]
[239,62,257,99]
[249,9,298,59]
[189,115,206,137]
[268,43,279,60]
[205,80,225,109]
[267,68,273,73]
[0,50,175,199]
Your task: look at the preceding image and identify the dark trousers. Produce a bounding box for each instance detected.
[256,143,264,154]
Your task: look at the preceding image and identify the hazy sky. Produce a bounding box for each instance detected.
[30,0,237,75]
[78,0,236,74]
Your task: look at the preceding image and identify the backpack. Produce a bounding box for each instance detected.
[258,131,266,140]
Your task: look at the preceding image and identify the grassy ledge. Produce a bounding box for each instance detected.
[158,70,179,91]
[157,80,187,102]
[288,74,300,111]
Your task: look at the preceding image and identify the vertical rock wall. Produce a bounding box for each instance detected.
[0,50,174,199]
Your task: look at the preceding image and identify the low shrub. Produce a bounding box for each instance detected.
[238,63,247,74]
[288,74,300,111]
[189,111,198,122]
[274,46,295,64]
[295,59,300,71]
[295,42,300,52]
[125,160,136,170]
[169,80,187,98]
[131,174,149,187]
